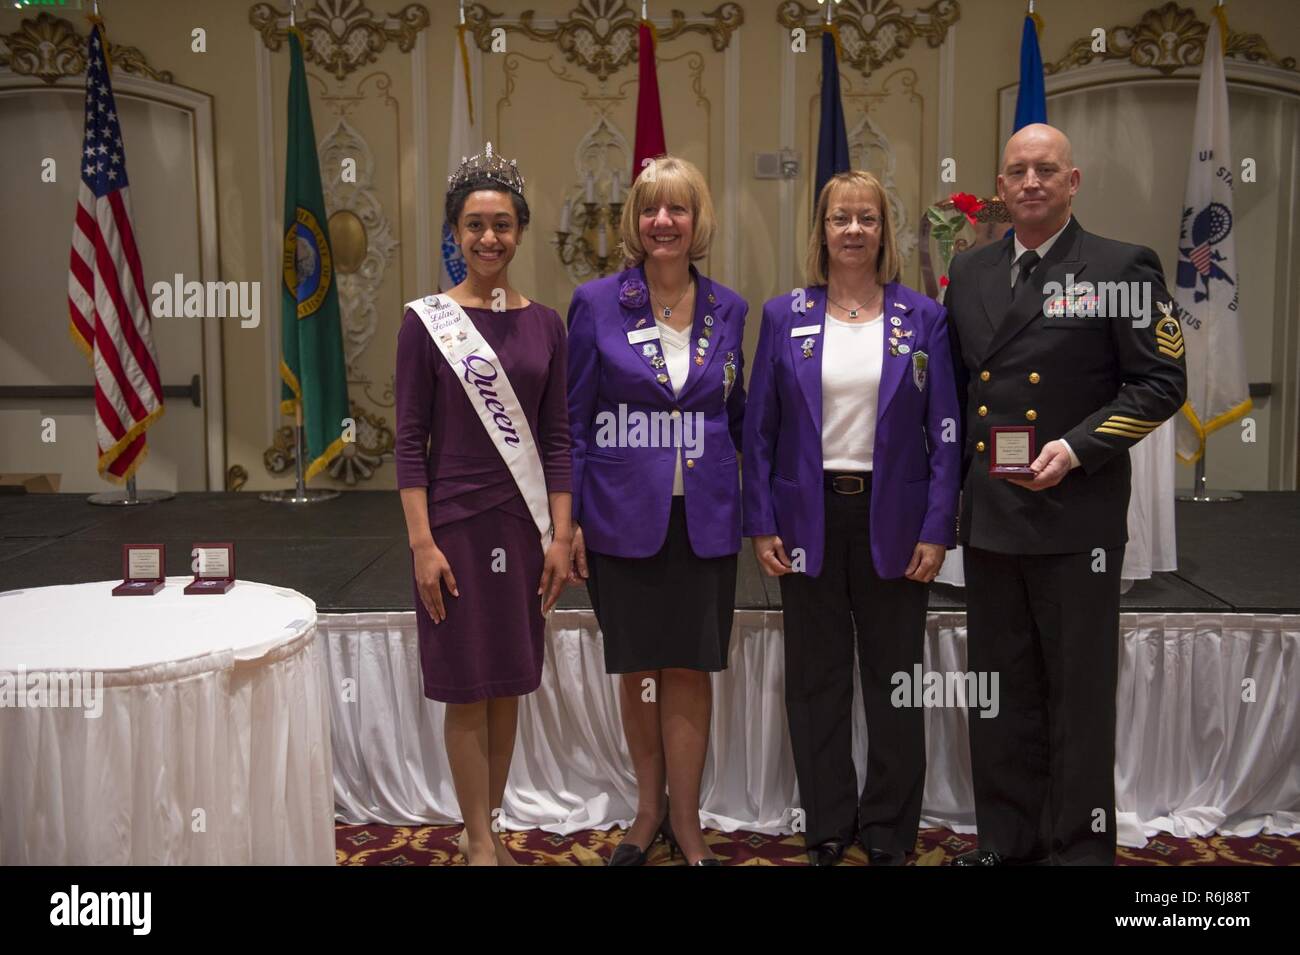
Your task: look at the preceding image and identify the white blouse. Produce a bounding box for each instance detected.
[656,318,692,495]
[820,311,884,472]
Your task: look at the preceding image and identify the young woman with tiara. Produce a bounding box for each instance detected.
[395,144,572,865]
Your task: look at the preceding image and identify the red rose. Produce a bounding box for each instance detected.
[939,275,950,287]
[950,192,983,215]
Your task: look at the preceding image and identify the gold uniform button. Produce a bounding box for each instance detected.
[1028,372,1040,384]
[980,370,990,381]
[671,408,681,417]
[1026,409,1038,421]
[978,405,988,417]
[685,459,695,469]
[976,441,986,452]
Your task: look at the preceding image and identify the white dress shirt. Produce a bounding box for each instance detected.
[656,318,691,495]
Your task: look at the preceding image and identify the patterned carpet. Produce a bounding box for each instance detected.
[336,822,1300,866]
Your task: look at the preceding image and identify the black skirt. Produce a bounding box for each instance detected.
[586,497,737,674]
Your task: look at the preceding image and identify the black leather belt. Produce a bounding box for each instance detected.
[824,471,871,495]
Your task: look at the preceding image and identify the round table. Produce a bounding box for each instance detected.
[0,577,334,864]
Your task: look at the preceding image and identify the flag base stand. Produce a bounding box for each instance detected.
[1176,452,1244,503]
[258,421,340,506]
[88,477,174,506]
[259,488,340,505]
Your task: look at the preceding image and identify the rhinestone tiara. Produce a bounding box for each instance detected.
[447,141,525,195]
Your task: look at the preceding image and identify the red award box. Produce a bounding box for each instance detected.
[112,543,166,596]
[184,542,235,595]
[988,425,1037,478]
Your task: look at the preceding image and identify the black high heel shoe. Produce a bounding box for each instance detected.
[608,804,671,866]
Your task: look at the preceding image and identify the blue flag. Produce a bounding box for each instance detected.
[1014,15,1047,130]
[815,30,850,206]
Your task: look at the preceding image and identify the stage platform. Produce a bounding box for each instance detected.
[0,490,1296,613]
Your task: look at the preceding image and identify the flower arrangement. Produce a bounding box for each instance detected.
[925,192,985,284]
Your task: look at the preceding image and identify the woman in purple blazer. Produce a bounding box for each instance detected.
[567,156,746,866]
[743,171,960,866]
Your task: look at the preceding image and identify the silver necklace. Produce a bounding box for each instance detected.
[826,291,880,320]
[651,282,691,320]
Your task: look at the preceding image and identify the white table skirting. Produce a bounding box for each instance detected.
[0,578,335,865]
[324,609,1299,849]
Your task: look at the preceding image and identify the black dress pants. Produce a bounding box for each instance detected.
[778,476,930,855]
[963,544,1123,865]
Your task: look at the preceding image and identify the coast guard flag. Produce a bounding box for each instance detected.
[1013,13,1047,130]
[280,28,349,480]
[442,23,481,290]
[814,28,850,204]
[1174,13,1251,462]
[68,19,164,483]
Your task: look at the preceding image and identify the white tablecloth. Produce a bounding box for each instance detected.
[0,577,334,864]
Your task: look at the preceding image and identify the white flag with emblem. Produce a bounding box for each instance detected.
[1173,13,1251,462]
[441,21,482,291]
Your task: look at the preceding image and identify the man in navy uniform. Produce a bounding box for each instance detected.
[945,124,1187,865]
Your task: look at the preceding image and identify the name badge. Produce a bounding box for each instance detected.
[791,324,821,337]
[627,327,661,345]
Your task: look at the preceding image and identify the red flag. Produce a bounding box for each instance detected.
[67,21,164,482]
[630,21,666,183]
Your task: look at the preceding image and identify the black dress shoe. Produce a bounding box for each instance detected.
[691,858,722,866]
[807,840,848,866]
[866,848,904,866]
[607,841,652,866]
[952,849,1004,866]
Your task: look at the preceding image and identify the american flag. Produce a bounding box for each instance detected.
[67,22,163,482]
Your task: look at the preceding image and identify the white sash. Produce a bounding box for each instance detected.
[407,294,553,549]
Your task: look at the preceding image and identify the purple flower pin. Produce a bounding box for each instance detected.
[619,278,648,310]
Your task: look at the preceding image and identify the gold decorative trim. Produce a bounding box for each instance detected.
[466,1,744,82]
[0,11,175,85]
[776,0,960,77]
[263,400,392,481]
[225,465,249,492]
[249,0,431,80]
[1045,2,1297,76]
[263,425,297,475]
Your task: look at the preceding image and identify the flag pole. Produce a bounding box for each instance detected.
[83,0,172,507]
[259,2,341,505]
[1176,0,1243,505]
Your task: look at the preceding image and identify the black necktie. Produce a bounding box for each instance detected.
[1013,250,1041,294]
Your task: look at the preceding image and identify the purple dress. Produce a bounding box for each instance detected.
[394,302,570,703]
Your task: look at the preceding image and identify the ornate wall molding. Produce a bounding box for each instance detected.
[776,0,959,78]
[465,1,743,81]
[1045,2,1297,77]
[263,401,392,482]
[0,11,175,84]
[317,114,399,372]
[249,0,430,80]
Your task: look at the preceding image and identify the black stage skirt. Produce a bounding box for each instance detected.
[586,497,737,674]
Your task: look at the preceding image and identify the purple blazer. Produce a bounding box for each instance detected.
[742,282,959,579]
[567,264,747,559]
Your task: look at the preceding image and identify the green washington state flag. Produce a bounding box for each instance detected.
[279,28,348,480]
